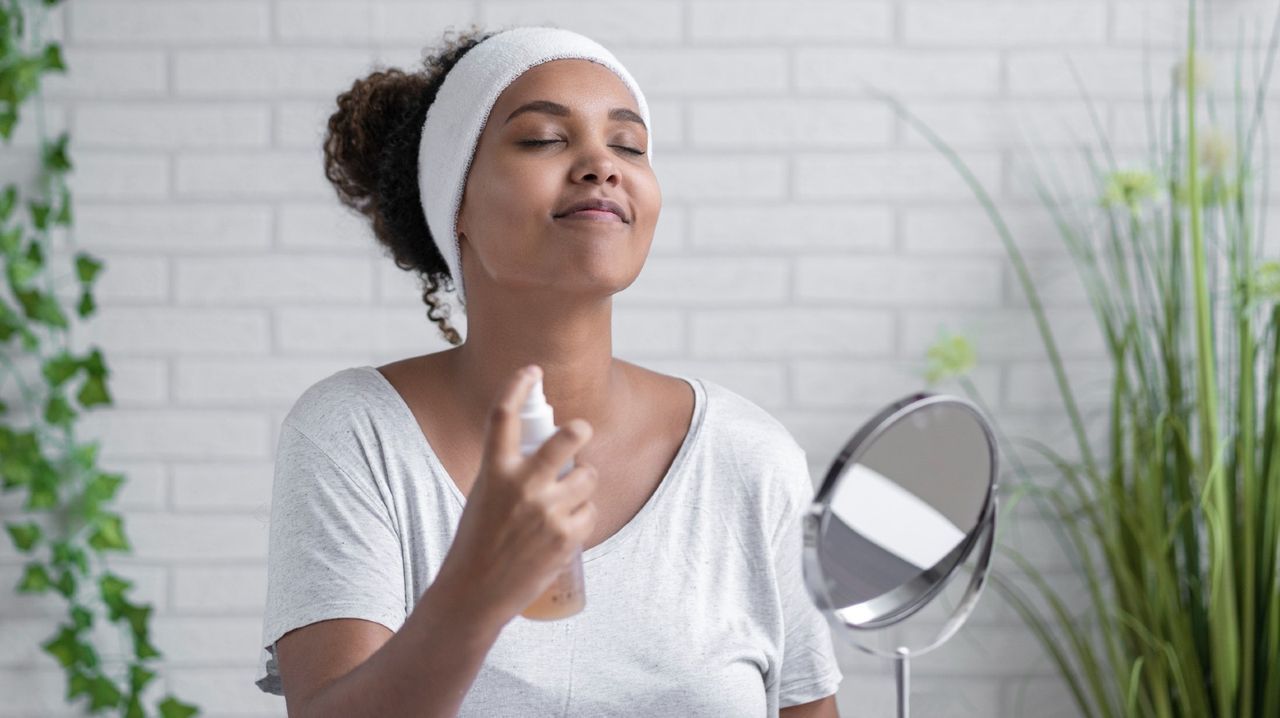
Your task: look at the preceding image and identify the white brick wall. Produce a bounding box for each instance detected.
[3,0,1279,716]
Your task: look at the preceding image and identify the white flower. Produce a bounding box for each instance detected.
[1198,128,1234,176]
[1172,51,1214,94]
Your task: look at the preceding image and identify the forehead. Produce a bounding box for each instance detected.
[491,58,638,118]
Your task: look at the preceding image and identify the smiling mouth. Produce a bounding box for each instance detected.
[555,209,626,223]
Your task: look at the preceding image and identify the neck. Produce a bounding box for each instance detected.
[442,291,630,437]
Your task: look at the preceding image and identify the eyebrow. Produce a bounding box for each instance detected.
[504,99,647,130]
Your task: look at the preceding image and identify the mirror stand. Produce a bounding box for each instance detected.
[894,647,909,718]
[846,501,997,718]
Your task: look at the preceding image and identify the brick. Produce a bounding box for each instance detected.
[1008,49,1180,100]
[904,1,1106,47]
[612,308,685,357]
[173,358,369,404]
[173,255,375,305]
[481,1,683,44]
[653,155,787,200]
[276,0,371,42]
[795,255,1003,306]
[691,1,892,42]
[175,49,381,97]
[43,50,167,98]
[625,48,788,95]
[689,99,893,149]
[902,307,1108,360]
[69,253,168,302]
[903,205,1064,255]
[692,205,893,252]
[72,307,270,355]
[796,48,1001,96]
[175,151,329,198]
[795,151,1003,201]
[79,411,269,460]
[278,202,375,249]
[69,1,270,43]
[626,257,788,304]
[793,359,1000,408]
[126,514,269,560]
[172,461,273,511]
[74,204,273,252]
[275,306,447,355]
[691,309,893,357]
[67,152,168,199]
[373,2,475,43]
[172,565,268,611]
[74,102,270,148]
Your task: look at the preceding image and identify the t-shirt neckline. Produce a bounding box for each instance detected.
[360,365,708,563]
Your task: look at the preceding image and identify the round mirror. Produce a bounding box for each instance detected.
[800,392,999,717]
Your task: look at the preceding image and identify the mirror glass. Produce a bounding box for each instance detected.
[810,397,995,630]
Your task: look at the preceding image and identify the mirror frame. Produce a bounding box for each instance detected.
[800,391,999,630]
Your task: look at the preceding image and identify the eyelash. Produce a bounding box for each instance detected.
[519,139,646,156]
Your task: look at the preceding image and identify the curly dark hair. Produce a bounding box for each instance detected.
[323,25,500,346]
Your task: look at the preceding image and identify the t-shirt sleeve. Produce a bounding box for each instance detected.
[772,447,844,708]
[254,420,407,696]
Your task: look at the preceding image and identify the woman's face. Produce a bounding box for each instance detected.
[455,58,661,304]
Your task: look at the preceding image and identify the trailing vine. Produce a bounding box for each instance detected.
[1,1,201,716]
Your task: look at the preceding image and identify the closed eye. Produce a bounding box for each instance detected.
[519,139,645,156]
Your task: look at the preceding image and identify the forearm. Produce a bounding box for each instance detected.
[300,572,508,718]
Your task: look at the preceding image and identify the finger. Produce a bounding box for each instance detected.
[546,463,599,508]
[525,419,593,486]
[483,364,542,472]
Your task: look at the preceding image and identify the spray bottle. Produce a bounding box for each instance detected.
[517,371,586,620]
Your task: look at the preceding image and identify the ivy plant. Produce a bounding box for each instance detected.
[1,2,201,716]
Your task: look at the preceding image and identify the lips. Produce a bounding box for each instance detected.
[554,197,628,223]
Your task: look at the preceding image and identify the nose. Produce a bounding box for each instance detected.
[571,142,620,186]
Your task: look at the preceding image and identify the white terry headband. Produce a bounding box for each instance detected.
[418,26,654,310]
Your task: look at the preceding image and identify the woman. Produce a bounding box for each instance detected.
[254,24,843,717]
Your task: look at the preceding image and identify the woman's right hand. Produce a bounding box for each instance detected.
[436,364,599,624]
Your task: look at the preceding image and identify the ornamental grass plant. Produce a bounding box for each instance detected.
[905,1,1280,715]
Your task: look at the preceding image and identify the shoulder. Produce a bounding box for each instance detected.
[281,365,389,454]
[656,371,813,510]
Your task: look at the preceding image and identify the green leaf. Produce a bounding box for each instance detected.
[41,42,66,73]
[67,668,93,700]
[134,634,162,661]
[53,541,89,575]
[28,200,49,230]
[53,185,72,226]
[77,374,111,407]
[129,663,157,694]
[17,562,51,593]
[87,513,129,552]
[0,185,16,221]
[41,132,72,174]
[24,289,69,329]
[72,441,100,471]
[124,696,146,718]
[120,602,151,638]
[100,573,133,614]
[76,288,96,318]
[42,350,80,387]
[40,626,78,667]
[71,605,93,631]
[4,521,41,552]
[0,226,22,255]
[75,252,103,284]
[44,393,76,426]
[54,568,76,598]
[0,109,17,140]
[158,696,199,718]
[88,674,122,710]
[85,472,124,507]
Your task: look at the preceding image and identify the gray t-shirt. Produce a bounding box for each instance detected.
[255,365,842,716]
